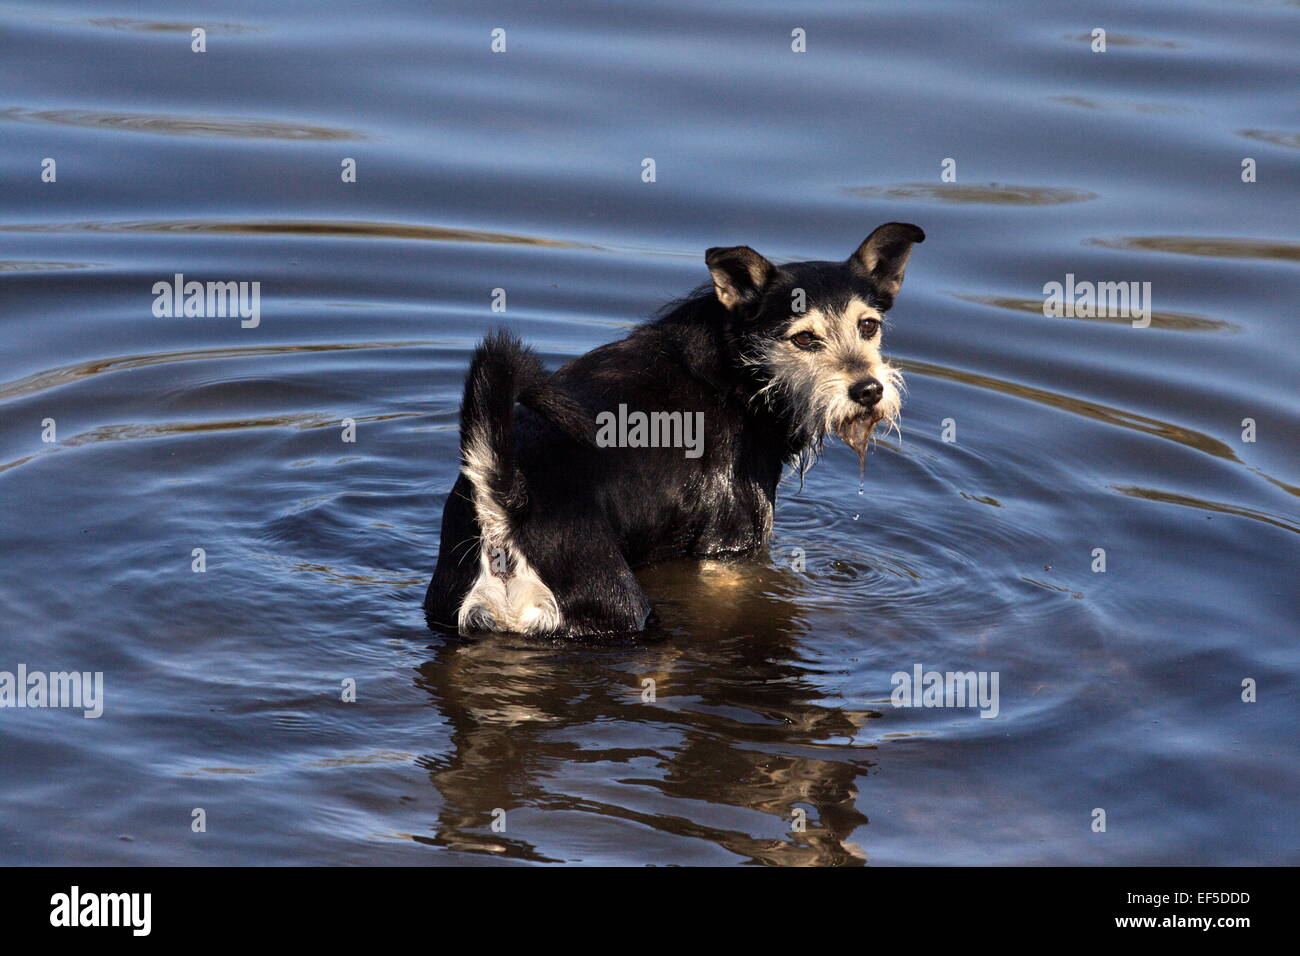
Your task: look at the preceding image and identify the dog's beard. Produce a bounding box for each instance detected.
[825,361,905,468]
[744,347,904,472]
[835,367,903,459]
[836,412,880,458]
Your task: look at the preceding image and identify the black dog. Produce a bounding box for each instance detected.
[424,222,925,638]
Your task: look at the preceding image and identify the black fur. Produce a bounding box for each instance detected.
[424,224,924,638]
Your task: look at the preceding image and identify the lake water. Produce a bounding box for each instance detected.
[0,0,1296,866]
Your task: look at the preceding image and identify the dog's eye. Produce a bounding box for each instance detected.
[858,318,880,338]
[789,331,821,350]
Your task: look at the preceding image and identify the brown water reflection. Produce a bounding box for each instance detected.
[0,106,360,141]
[1061,32,1179,48]
[845,183,1097,206]
[898,358,1243,462]
[1239,129,1300,150]
[1113,485,1300,534]
[0,217,571,245]
[955,292,1238,333]
[77,17,256,35]
[1087,235,1300,262]
[1050,95,1192,115]
[10,7,258,35]
[414,560,874,865]
[0,260,102,272]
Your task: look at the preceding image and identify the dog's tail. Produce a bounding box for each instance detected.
[459,329,590,529]
[456,330,586,634]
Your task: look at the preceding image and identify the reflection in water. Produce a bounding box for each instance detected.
[10,7,258,35]
[1061,32,1179,48]
[0,410,420,474]
[0,341,433,404]
[0,106,359,141]
[1050,95,1192,115]
[413,560,874,865]
[255,554,424,588]
[0,218,572,246]
[0,260,101,272]
[898,358,1243,462]
[77,17,256,35]
[955,293,1238,333]
[1020,576,1083,598]
[1113,485,1300,534]
[1086,235,1300,262]
[845,183,1096,206]
[1238,129,1300,150]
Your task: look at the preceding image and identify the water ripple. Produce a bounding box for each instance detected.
[1086,235,1300,262]
[1114,485,1300,534]
[0,341,434,404]
[0,260,103,272]
[899,358,1241,462]
[76,17,257,35]
[955,293,1239,333]
[0,106,361,141]
[1050,95,1192,115]
[1061,32,1179,48]
[0,218,573,246]
[844,183,1097,206]
[1239,129,1300,150]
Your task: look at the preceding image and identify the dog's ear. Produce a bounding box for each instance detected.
[706,246,775,313]
[850,223,925,309]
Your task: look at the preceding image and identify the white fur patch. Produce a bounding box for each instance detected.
[457,433,562,635]
[457,547,561,635]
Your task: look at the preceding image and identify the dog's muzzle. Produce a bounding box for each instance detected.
[837,378,887,457]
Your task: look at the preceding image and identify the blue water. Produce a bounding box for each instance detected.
[0,0,1296,865]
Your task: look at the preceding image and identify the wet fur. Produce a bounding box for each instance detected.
[424,223,924,639]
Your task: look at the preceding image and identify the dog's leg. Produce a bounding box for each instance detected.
[517,520,654,638]
[423,474,484,631]
[456,536,561,636]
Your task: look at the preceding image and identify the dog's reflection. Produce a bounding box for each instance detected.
[413,558,877,865]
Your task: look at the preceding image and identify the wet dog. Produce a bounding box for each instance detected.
[424,222,925,638]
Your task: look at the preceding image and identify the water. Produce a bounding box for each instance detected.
[1,0,1296,866]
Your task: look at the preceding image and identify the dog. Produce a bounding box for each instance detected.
[423,222,925,638]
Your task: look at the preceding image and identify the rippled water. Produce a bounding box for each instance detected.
[1,0,1296,866]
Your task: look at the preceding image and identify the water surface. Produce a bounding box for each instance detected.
[0,0,1297,865]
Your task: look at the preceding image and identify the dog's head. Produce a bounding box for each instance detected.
[706,223,924,461]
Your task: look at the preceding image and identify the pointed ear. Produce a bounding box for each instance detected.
[705,245,775,313]
[850,222,925,308]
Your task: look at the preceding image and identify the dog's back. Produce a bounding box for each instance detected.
[425,223,924,638]
[423,317,768,638]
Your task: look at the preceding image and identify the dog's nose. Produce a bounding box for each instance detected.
[849,378,883,408]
